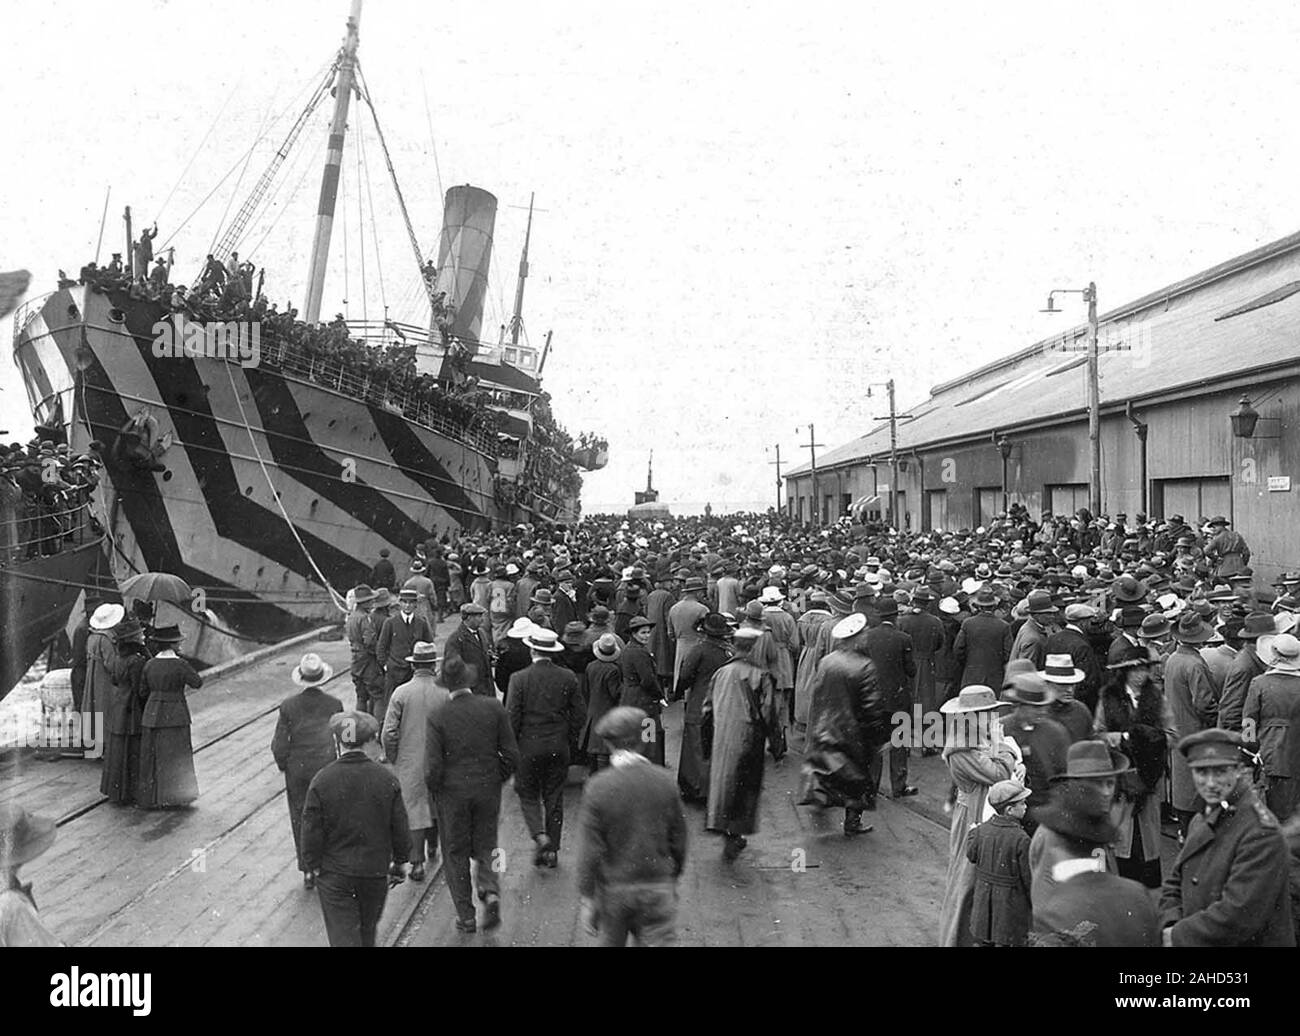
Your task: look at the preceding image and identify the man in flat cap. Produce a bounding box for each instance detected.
[301,711,412,947]
[1158,729,1295,946]
[575,707,688,946]
[442,602,495,696]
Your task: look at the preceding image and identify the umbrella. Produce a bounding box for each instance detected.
[120,572,193,605]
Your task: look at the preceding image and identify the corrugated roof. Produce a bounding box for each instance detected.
[789,230,1300,477]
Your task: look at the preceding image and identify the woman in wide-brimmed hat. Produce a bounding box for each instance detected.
[138,626,202,809]
[1244,632,1300,821]
[82,602,125,760]
[0,804,62,946]
[937,686,1020,947]
[1094,643,1170,888]
[579,634,625,774]
[101,617,149,806]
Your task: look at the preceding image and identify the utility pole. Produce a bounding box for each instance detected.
[1042,281,1101,516]
[1084,282,1101,516]
[768,444,783,513]
[797,425,824,525]
[869,379,911,529]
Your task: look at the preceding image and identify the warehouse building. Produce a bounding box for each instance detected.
[785,229,1300,581]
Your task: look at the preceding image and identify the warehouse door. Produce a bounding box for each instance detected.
[1155,477,1231,523]
[976,487,1001,528]
[1046,483,1089,518]
[925,489,948,532]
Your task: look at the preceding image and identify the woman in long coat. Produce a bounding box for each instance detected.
[84,603,123,760]
[138,625,202,808]
[580,635,624,772]
[381,647,448,880]
[793,596,840,733]
[702,628,776,861]
[937,687,1019,947]
[674,614,733,803]
[1244,634,1300,822]
[101,620,149,804]
[1094,644,1171,887]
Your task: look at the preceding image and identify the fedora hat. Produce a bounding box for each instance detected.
[1173,612,1215,644]
[592,633,622,662]
[1137,613,1172,640]
[561,622,588,646]
[404,641,441,665]
[940,685,1014,715]
[1001,660,1057,706]
[531,588,556,606]
[874,597,899,618]
[371,587,393,609]
[1111,575,1147,603]
[292,652,335,686]
[90,602,125,631]
[1259,632,1300,672]
[525,628,565,653]
[971,588,999,609]
[1039,654,1085,684]
[1051,740,1130,780]
[1031,781,1119,845]
[758,586,785,605]
[1106,642,1155,669]
[700,612,731,637]
[0,805,57,869]
[1238,612,1277,640]
[1025,589,1058,615]
[149,624,184,644]
[939,596,960,615]
[1207,515,1229,527]
[351,583,376,605]
[682,577,706,594]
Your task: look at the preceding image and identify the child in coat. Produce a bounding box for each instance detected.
[966,779,1033,947]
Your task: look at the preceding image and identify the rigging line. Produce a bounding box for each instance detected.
[359,108,387,318]
[419,71,446,216]
[207,100,277,258]
[221,360,347,612]
[243,134,326,263]
[341,157,350,320]
[155,78,242,226]
[157,141,264,251]
[355,62,430,290]
[356,111,367,325]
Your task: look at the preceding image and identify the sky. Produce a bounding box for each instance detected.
[4,1,1300,514]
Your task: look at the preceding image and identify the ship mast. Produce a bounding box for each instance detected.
[303,0,363,324]
[508,193,534,347]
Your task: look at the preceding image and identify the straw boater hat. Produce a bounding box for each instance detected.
[404,641,440,666]
[831,613,867,641]
[592,633,622,662]
[292,652,334,687]
[759,586,785,605]
[940,685,1014,715]
[524,628,565,653]
[1039,654,1084,685]
[90,602,125,631]
[0,804,57,869]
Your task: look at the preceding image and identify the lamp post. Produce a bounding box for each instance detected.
[996,435,1013,511]
[1042,282,1101,515]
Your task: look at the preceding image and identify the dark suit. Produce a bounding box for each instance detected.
[1033,871,1160,946]
[375,612,432,725]
[443,621,494,695]
[865,622,916,796]
[507,659,585,850]
[427,691,522,924]
[619,641,665,765]
[899,610,945,715]
[1045,625,1102,714]
[953,612,1012,690]
[301,751,411,947]
[271,686,345,870]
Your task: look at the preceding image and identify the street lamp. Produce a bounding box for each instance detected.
[1041,282,1101,515]
[1230,395,1260,438]
[995,435,1013,510]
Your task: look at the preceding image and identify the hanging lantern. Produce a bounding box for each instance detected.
[1230,395,1259,438]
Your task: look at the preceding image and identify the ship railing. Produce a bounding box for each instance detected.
[0,497,101,565]
[248,330,501,458]
[11,291,54,345]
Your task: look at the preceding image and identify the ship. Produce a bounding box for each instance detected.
[11,1,600,667]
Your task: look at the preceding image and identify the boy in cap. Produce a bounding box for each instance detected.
[965,780,1032,947]
[1159,728,1294,946]
[575,707,688,946]
[301,711,411,947]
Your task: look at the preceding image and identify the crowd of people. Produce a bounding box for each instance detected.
[72,232,593,516]
[0,434,102,559]
[8,503,1300,947]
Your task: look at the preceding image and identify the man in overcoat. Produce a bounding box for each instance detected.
[1159,729,1295,946]
[271,653,345,887]
[899,588,944,755]
[953,589,1013,690]
[375,589,432,730]
[1164,613,1221,836]
[619,616,666,765]
[673,612,733,803]
[865,597,917,798]
[1218,612,1273,731]
[1044,603,1103,715]
[1009,590,1057,669]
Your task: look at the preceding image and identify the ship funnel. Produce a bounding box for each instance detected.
[433,185,497,345]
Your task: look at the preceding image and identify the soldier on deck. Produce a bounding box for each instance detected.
[1158,729,1295,946]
